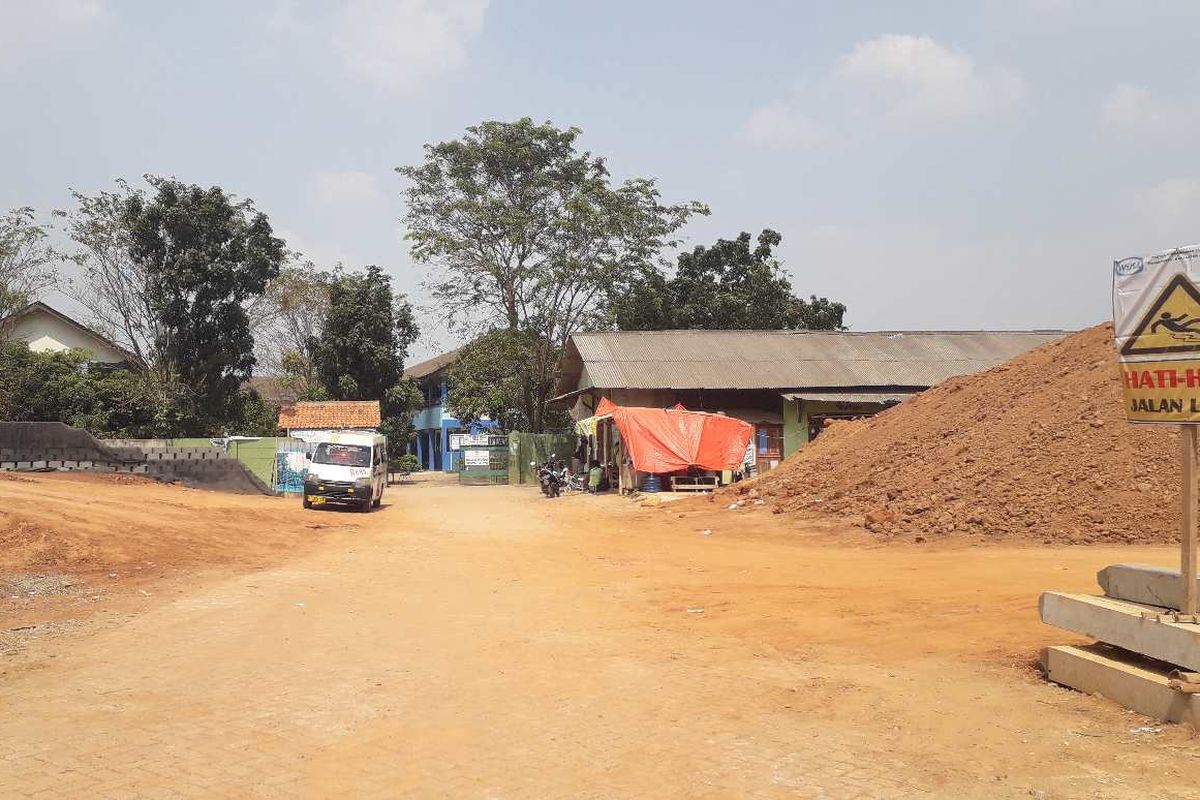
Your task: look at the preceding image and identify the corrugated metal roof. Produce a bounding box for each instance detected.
[781,391,916,404]
[558,329,1069,393]
[404,347,462,379]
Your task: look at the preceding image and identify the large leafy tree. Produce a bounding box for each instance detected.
[0,206,57,319]
[311,265,421,445]
[611,229,846,331]
[398,117,706,431]
[119,177,285,432]
[445,328,553,432]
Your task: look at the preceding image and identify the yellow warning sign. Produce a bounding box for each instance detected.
[1120,273,1200,357]
[1119,358,1200,422]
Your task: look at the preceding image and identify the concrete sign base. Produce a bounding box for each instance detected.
[1042,644,1200,727]
[1097,563,1199,611]
[1039,591,1200,672]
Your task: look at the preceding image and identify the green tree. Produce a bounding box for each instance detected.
[121,176,285,433]
[445,328,545,431]
[0,340,165,437]
[611,229,847,331]
[311,265,421,445]
[398,117,706,431]
[0,206,57,319]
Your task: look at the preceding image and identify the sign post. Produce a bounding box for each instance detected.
[1184,426,1198,616]
[1114,246,1200,616]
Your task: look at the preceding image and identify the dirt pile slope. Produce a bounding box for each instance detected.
[0,472,353,575]
[737,324,1181,544]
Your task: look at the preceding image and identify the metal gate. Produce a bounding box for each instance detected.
[274,438,309,494]
[457,434,510,486]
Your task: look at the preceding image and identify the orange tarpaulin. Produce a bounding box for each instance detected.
[608,403,753,473]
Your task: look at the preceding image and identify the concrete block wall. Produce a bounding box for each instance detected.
[0,423,274,495]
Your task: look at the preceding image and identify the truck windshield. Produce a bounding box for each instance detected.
[312,443,371,467]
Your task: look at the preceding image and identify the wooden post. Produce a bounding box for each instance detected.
[1183,425,1199,616]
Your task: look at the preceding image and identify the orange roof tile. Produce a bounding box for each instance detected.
[277,400,381,430]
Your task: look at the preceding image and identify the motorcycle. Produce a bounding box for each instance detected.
[563,466,586,493]
[532,456,563,498]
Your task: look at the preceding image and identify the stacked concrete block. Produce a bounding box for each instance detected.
[1041,564,1200,726]
[139,448,231,462]
[0,422,273,495]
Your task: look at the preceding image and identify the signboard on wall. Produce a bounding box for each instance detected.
[1114,246,1200,423]
[449,433,508,450]
[463,449,491,466]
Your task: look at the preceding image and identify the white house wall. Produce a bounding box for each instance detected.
[7,309,126,364]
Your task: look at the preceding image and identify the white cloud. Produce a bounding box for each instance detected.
[0,0,106,56]
[329,0,489,91]
[1,0,106,26]
[1135,178,1200,224]
[276,227,360,268]
[836,34,1025,121]
[1102,83,1172,131]
[308,170,383,208]
[740,102,824,149]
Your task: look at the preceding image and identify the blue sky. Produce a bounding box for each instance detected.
[3,0,1199,359]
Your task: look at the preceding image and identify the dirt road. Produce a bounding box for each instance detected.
[2,473,1199,798]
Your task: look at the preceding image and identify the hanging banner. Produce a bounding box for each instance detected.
[1114,245,1200,423]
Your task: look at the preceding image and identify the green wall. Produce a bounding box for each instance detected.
[786,399,895,453]
[226,438,285,488]
[783,398,804,455]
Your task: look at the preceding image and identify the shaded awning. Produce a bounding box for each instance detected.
[608,403,753,473]
[781,391,917,404]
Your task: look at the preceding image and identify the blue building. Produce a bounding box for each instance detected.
[404,347,498,472]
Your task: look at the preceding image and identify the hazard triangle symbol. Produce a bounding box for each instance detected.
[1122,273,1200,356]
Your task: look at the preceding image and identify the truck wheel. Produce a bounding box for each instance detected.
[360,497,372,513]
[372,491,382,508]
[303,495,312,509]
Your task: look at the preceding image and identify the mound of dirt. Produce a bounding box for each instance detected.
[0,472,350,576]
[736,324,1182,544]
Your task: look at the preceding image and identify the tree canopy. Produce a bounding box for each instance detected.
[398,117,706,430]
[252,259,338,401]
[311,265,421,445]
[118,177,285,432]
[0,206,57,318]
[61,181,163,369]
[610,229,847,331]
[444,328,568,432]
[51,176,287,435]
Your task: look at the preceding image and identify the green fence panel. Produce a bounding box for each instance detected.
[508,432,576,485]
[227,438,282,488]
[458,442,510,486]
[173,437,215,448]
